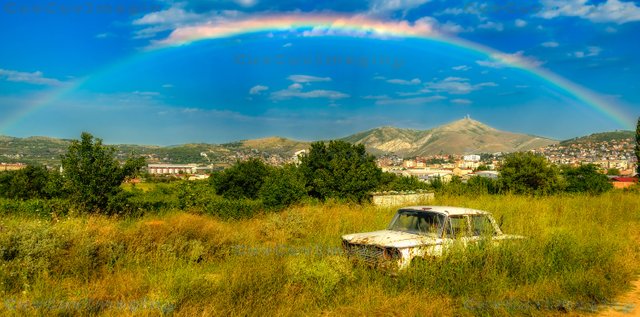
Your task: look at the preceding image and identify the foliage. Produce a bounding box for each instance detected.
[466,175,500,194]
[474,164,490,172]
[61,132,145,214]
[210,158,271,200]
[606,168,621,176]
[0,165,64,200]
[498,152,563,195]
[0,193,638,315]
[562,164,613,195]
[377,172,430,192]
[259,165,307,210]
[560,130,635,146]
[636,117,640,175]
[299,141,382,202]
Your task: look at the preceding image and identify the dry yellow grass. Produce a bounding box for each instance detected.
[0,192,638,316]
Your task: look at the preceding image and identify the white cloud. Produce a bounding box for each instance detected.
[375,95,446,106]
[571,46,602,58]
[150,14,442,48]
[132,4,242,39]
[386,78,421,85]
[515,19,528,27]
[476,51,544,69]
[162,84,174,88]
[271,89,349,100]
[423,77,497,95]
[451,98,472,105]
[537,0,640,24]
[452,65,471,71]
[288,83,303,90]
[287,74,331,83]
[249,85,269,95]
[0,68,63,86]
[415,16,471,34]
[362,95,390,100]
[478,21,504,31]
[95,32,116,39]
[235,0,257,7]
[368,0,431,15]
[132,91,161,97]
[282,42,293,48]
[435,2,488,19]
[541,41,559,47]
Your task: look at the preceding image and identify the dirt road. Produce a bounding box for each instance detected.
[597,279,640,316]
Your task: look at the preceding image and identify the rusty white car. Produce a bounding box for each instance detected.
[341,206,522,270]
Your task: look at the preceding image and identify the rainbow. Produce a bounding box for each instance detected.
[1,13,633,132]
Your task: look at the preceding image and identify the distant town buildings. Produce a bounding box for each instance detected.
[0,163,27,171]
[147,164,198,175]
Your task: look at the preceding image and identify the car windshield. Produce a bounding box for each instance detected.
[388,210,445,237]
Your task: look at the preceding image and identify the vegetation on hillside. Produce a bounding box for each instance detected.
[0,194,638,315]
[560,130,634,146]
[0,132,639,315]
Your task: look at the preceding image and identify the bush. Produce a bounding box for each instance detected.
[0,166,64,200]
[299,140,382,202]
[61,132,145,214]
[211,158,271,200]
[377,173,430,192]
[259,165,306,210]
[202,197,265,220]
[499,152,563,195]
[562,164,612,195]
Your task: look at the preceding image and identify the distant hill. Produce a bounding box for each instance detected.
[0,135,310,166]
[341,118,558,156]
[5,121,632,166]
[559,131,634,146]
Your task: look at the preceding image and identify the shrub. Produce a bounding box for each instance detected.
[299,140,382,202]
[61,132,145,214]
[377,172,430,192]
[562,164,612,195]
[499,152,563,195]
[211,158,271,200]
[259,165,306,210]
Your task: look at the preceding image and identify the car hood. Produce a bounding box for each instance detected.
[342,230,442,248]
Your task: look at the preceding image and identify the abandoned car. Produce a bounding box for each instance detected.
[341,206,522,270]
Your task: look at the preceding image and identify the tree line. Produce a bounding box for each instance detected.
[1,124,639,217]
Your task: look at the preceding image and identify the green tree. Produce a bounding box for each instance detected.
[61,132,145,214]
[606,168,621,176]
[377,172,429,192]
[562,164,612,195]
[498,152,563,195]
[299,140,382,202]
[259,165,306,210]
[211,158,271,199]
[0,165,63,200]
[636,117,640,175]
[474,164,490,172]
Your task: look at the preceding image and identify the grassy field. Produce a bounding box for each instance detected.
[0,192,639,316]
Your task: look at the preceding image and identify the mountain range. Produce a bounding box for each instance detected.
[341,118,557,156]
[1,118,633,166]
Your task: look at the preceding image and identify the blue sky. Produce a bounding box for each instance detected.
[0,0,639,145]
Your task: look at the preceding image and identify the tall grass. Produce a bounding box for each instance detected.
[0,192,638,315]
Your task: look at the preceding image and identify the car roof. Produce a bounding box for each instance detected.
[398,206,490,216]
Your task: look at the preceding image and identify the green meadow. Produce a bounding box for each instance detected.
[1,191,638,316]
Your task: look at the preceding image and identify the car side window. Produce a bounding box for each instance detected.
[471,215,495,236]
[448,216,470,238]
